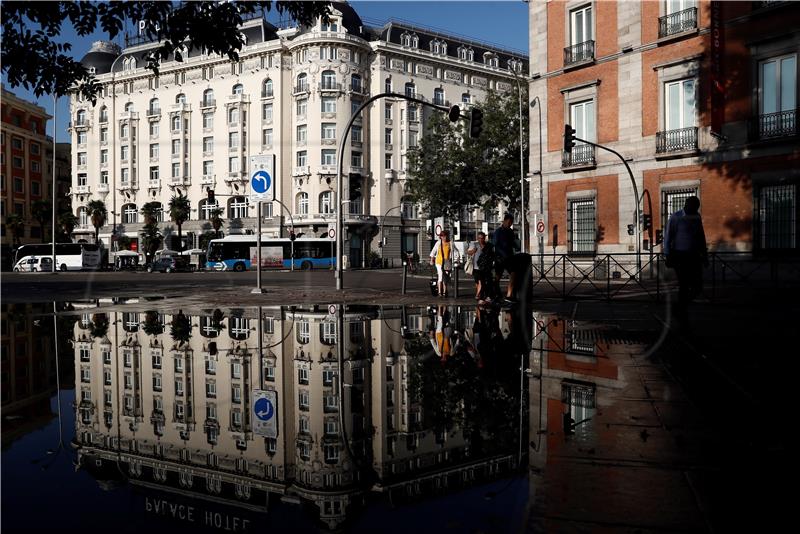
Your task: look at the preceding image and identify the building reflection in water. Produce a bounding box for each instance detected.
[71,304,530,529]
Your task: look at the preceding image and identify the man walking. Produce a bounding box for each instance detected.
[664,195,708,321]
[493,213,520,305]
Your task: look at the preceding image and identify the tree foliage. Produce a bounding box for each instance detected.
[87,199,107,243]
[168,194,191,253]
[407,88,529,222]
[2,1,332,102]
[140,201,163,263]
[31,200,51,243]
[58,211,79,241]
[5,213,25,247]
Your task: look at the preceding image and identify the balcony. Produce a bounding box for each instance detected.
[73,119,92,130]
[658,7,697,38]
[75,185,91,194]
[148,179,161,189]
[201,174,215,185]
[119,181,138,191]
[200,99,216,109]
[655,126,698,154]
[147,108,161,117]
[98,183,109,193]
[561,144,596,168]
[750,109,797,141]
[293,83,309,95]
[564,40,595,67]
[261,90,274,99]
[225,172,246,182]
[293,166,310,176]
[350,83,366,95]
[320,80,342,92]
[227,94,249,103]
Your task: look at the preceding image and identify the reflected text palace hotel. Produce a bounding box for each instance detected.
[527,0,798,261]
[69,3,526,266]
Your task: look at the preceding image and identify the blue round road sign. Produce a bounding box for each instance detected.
[254,397,274,421]
[251,170,271,194]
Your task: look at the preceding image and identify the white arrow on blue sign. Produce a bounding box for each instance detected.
[249,155,275,203]
[252,389,278,438]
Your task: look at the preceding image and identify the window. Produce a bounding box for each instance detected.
[229,131,239,149]
[77,152,87,166]
[296,192,309,215]
[172,163,180,178]
[262,103,273,122]
[76,109,87,125]
[228,107,239,125]
[409,131,418,148]
[31,181,40,195]
[232,385,242,403]
[351,151,362,167]
[229,196,248,218]
[101,149,110,165]
[352,125,362,143]
[321,149,336,166]
[171,139,180,156]
[756,184,797,250]
[101,171,108,185]
[665,79,696,131]
[321,70,337,90]
[298,390,310,409]
[123,204,138,224]
[407,105,418,122]
[570,5,593,46]
[262,78,273,97]
[229,156,240,173]
[297,320,310,343]
[231,361,242,379]
[152,375,162,392]
[320,46,338,60]
[405,82,416,98]
[385,78,392,93]
[385,128,393,144]
[148,98,160,115]
[78,173,88,187]
[121,145,130,162]
[661,188,698,229]
[296,150,307,167]
[351,99,362,117]
[568,197,596,255]
[385,153,392,169]
[297,98,307,117]
[77,131,87,145]
[265,365,275,381]
[351,74,362,93]
[296,73,308,92]
[232,83,243,95]
[203,112,214,129]
[296,125,306,144]
[149,122,159,137]
[121,168,130,184]
[99,106,108,122]
[324,444,339,463]
[433,88,445,106]
[100,127,108,143]
[203,161,214,177]
[296,48,308,64]
[321,96,336,113]
[202,137,213,154]
[385,104,393,121]
[149,167,160,182]
[321,123,336,139]
[203,89,215,106]
[31,161,41,173]
[148,143,158,159]
[758,54,797,139]
[319,191,334,214]
[298,367,309,385]
[262,128,273,146]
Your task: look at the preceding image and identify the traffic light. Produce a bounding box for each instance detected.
[563,124,576,153]
[627,224,635,236]
[469,107,484,138]
[448,104,461,122]
[349,174,362,200]
[207,188,215,203]
[289,231,296,242]
[641,213,652,231]
[655,229,664,245]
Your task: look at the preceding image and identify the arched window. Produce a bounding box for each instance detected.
[433,88,445,106]
[319,191,334,214]
[321,70,336,90]
[296,192,309,215]
[412,35,419,48]
[171,115,181,131]
[296,73,308,92]
[431,40,439,54]
[262,79,273,98]
[385,78,392,93]
[228,107,239,125]
[441,42,447,55]
[232,83,243,95]
[150,202,164,222]
[175,93,186,104]
[148,98,160,115]
[99,106,108,123]
[404,82,416,98]
[351,74,362,93]
[76,109,87,126]
[296,320,310,344]
[78,207,89,228]
[202,89,214,106]
[200,199,220,219]
[124,102,134,113]
[122,203,138,224]
[228,196,248,219]
[229,316,250,341]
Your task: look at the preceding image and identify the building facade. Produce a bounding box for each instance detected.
[527,0,799,266]
[71,4,527,266]
[1,86,54,254]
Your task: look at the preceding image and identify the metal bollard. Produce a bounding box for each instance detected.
[454,261,459,298]
[402,261,407,295]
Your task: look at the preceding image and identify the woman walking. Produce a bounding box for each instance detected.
[466,231,495,301]
[429,230,454,297]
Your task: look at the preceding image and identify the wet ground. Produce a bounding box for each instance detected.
[1,293,795,532]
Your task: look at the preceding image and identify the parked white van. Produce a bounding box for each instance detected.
[13,255,54,272]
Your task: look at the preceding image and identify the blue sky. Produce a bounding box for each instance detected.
[1,1,528,142]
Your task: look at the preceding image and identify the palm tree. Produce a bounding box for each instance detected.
[140,202,163,264]
[86,200,107,244]
[209,207,224,238]
[5,213,25,247]
[31,200,51,243]
[168,194,191,253]
[58,211,79,241]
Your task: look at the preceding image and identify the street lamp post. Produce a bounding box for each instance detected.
[51,92,58,273]
[530,96,544,275]
[508,67,527,254]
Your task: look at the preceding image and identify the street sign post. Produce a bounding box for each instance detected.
[250,155,275,294]
[252,389,278,438]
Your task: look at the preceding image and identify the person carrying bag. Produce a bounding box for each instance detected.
[429,230,453,297]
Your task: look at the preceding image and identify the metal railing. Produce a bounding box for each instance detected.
[320,80,341,91]
[656,126,698,153]
[750,109,797,141]
[293,83,309,94]
[562,144,595,167]
[658,7,698,38]
[261,90,274,98]
[563,40,595,66]
[201,99,216,107]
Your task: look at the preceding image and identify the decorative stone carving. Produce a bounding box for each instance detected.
[416,64,434,76]
[338,64,349,75]
[244,58,260,71]
[185,69,203,82]
[390,58,405,71]
[133,79,149,91]
[444,70,462,83]
[471,76,488,88]
[496,81,512,92]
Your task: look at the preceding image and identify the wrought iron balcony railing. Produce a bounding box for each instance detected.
[261,90,274,98]
[293,83,309,94]
[750,109,797,141]
[655,126,698,153]
[562,144,595,168]
[658,7,698,38]
[563,40,595,66]
[320,80,342,91]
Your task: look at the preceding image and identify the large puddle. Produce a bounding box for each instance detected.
[2,301,660,532]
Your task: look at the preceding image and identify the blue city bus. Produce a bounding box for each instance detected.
[206,235,336,271]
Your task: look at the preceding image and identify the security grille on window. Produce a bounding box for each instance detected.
[661,188,698,229]
[562,380,596,433]
[756,184,797,250]
[568,198,596,255]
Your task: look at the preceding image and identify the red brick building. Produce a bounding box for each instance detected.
[527,0,799,264]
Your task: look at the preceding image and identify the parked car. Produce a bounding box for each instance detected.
[13,255,54,272]
[146,255,191,273]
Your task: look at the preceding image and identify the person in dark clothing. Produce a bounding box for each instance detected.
[664,195,708,320]
[493,213,520,304]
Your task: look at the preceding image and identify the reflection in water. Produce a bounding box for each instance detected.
[70,304,532,529]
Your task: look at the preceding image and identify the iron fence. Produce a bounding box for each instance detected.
[658,7,698,38]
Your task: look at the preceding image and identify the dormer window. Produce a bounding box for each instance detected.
[431,40,440,54]
[484,53,499,68]
[320,17,339,32]
[468,49,474,61]
[401,32,418,49]
[508,58,523,73]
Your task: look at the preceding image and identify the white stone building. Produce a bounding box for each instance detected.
[70,4,526,266]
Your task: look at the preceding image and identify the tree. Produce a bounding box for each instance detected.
[2,2,332,103]
[140,202,163,264]
[90,313,109,339]
[168,194,191,253]
[407,88,529,222]
[58,211,79,241]
[116,235,132,251]
[143,311,165,337]
[170,311,192,346]
[5,213,25,247]
[31,200,51,243]
[86,200,107,244]
[209,207,224,239]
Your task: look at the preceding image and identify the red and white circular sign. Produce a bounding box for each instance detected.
[536,221,545,234]
[435,224,443,237]
[328,228,336,239]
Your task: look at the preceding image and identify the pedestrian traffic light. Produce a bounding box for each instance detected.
[642,213,652,231]
[627,224,635,236]
[448,104,461,122]
[655,229,664,245]
[289,231,296,242]
[564,124,576,153]
[469,107,484,138]
[207,188,215,203]
[349,174,362,200]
